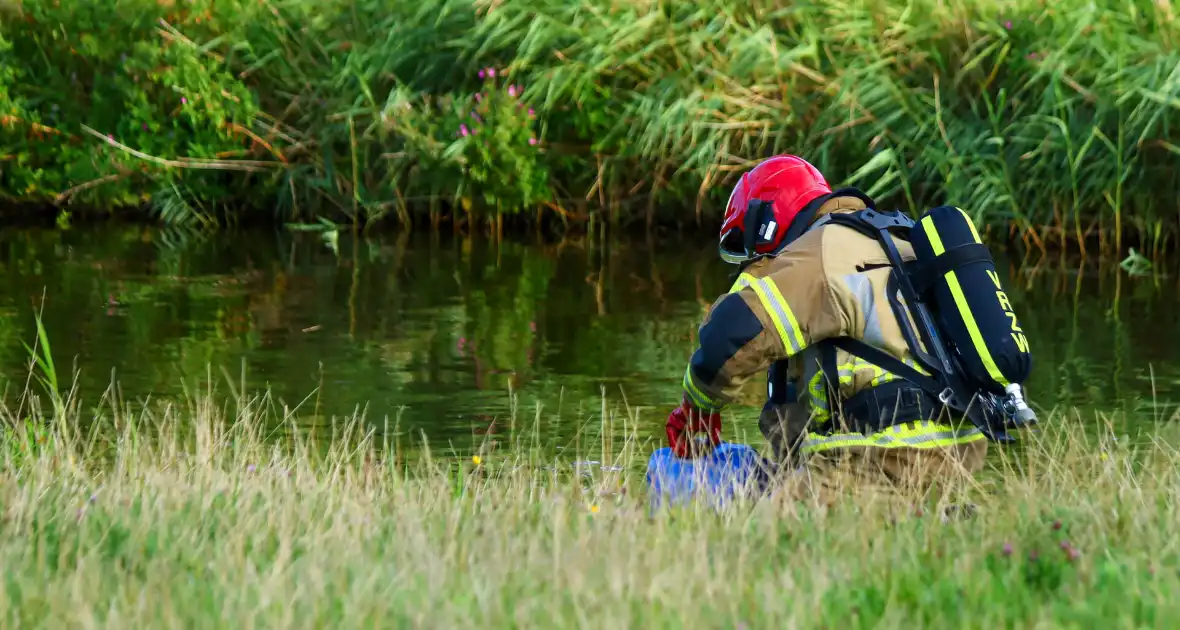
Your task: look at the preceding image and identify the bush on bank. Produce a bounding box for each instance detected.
[2,0,1179,249]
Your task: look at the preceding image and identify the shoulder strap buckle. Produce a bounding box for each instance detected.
[858,208,916,232]
[938,387,955,405]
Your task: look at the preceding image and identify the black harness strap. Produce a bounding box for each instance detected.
[907,243,992,296]
[840,379,944,435]
[767,359,794,404]
[830,338,945,396]
[820,342,839,421]
[818,337,950,432]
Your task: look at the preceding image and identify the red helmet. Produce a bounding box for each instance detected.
[718,155,832,265]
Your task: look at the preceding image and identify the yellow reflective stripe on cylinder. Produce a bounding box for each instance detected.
[955,207,983,244]
[749,278,805,355]
[919,216,1009,387]
[799,422,984,453]
[728,272,757,294]
[682,366,720,412]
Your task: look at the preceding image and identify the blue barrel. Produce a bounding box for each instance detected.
[645,442,772,510]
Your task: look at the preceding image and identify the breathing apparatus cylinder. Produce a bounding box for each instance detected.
[907,206,1032,395]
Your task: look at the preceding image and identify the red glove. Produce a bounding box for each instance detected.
[666,400,722,459]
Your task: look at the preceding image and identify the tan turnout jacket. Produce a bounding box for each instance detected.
[681,194,987,468]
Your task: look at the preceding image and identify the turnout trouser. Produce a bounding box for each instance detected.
[759,402,988,505]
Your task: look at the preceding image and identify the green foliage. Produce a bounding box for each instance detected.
[1,0,1180,247]
[21,307,58,406]
[0,0,262,211]
[453,71,550,216]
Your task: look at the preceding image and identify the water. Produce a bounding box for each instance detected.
[0,225,1176,454]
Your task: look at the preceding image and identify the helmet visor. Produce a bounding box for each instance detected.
[718,228,749,265]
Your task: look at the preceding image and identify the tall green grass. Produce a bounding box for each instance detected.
[3,0,1180,253]
[2,368,1179,627]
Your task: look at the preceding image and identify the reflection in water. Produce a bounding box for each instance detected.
[0,225,1174,453]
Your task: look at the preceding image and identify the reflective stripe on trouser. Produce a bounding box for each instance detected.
[807,356,931,426]
[799,421,985,454]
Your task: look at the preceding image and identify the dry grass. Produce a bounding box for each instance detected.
[1,373,1178,628]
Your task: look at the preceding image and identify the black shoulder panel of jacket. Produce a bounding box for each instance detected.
[689,292,765,386]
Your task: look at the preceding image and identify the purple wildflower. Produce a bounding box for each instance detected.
[1061,541,1080,561]
[181,97,188,104]
[1002,542,1013,556]
[1005,20,1012,29]
[471,111,481,123]
[508,84,519,97]
[528,137,537,146]
[460,124,470,137]
[247,464,257,473]
[487,67,496,78]
[478,69,486,79]
[475,93,483,102]
[528,108,535,117]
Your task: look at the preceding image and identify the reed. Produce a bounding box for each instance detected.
[2,0,1179,252]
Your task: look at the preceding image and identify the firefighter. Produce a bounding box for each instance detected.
[665,154,1026,503]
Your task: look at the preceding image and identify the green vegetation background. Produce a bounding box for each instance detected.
[2,0,1179,256]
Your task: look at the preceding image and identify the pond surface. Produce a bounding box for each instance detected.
[0,225,1176,455]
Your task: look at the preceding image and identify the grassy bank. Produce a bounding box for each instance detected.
[2,0,1179,252]
[1,370,1178,627]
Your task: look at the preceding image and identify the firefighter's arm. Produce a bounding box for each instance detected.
[681,254,850,413]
